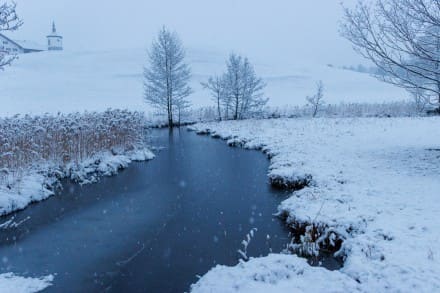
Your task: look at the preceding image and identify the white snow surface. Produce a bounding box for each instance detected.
[0,148,154,216]
[191,254,360,293]
[0,49,408,116]
[0,273,53,293]
[190,117,440,292]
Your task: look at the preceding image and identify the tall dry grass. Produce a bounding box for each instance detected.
[0,109,147,186]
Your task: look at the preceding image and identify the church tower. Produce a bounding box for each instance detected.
[47,22,63,51]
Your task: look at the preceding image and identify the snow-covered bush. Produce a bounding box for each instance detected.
[0,109,148,186]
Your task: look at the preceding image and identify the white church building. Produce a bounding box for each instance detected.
[0,22,63,54]
[47,22,63,51]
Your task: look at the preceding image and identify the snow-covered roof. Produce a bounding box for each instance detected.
[13,40,45,51]
[0,33,44,51]
[46,34,63,39]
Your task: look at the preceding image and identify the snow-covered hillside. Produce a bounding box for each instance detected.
[0,49,408,116]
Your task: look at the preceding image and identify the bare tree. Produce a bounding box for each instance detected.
[202,54,267,121]
[341,0,440,112]
[144,27,192,127]
[224,53,267,120]
[0,1,23,69]
[201,75,226,121]
[225,53,242,120]
[306,81,325,118]
[239,58,268,119]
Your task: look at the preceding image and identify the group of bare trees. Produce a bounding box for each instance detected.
[0,2,22,69]
[341,0,440,112]
[0,110,148,186]
[202,54,268,121]
[143,28,268,125]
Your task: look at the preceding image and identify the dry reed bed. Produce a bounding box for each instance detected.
[0,109,148,187]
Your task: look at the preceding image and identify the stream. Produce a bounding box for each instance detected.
[0,129,293,292]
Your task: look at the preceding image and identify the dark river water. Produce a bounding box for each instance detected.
[0,129,292,292]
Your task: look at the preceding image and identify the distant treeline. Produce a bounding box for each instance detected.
[146,100,425,126]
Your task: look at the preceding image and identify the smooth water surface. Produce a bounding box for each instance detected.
[0,129,291,292]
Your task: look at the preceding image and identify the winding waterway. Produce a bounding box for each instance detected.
[0,129,292,292]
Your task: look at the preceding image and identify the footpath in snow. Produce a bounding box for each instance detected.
[189,117,440,292]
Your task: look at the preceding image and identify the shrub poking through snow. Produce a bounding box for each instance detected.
[276,208,346,267]
[237,228,258,261]
[286,221,345,265]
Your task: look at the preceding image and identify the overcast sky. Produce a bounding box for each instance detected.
[13,0,361,65]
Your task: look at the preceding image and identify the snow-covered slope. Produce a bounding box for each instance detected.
[0,49,408,116]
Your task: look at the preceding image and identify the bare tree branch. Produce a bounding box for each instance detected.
[306,81,325,118]
[0,1,23,70]
[341,0,440,109]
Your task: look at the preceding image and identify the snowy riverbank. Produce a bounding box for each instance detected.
[0,148,154,216]
[189,117,440,292]
[0,273,54,293]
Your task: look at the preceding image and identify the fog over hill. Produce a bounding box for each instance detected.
[14,0,360,65]
[0,48,408,116]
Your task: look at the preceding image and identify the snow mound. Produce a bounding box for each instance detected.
[191,254,360,293]
[0,273,53,293]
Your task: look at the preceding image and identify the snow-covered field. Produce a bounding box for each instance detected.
[0,49,408,116]
[0,273,53,293]
[189,117,440,292]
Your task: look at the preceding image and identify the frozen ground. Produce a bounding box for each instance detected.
[190,117,440,292]
[0,148,154,216]
[0,273,53,293]
[191,254,360,293]
[0,49,408,116]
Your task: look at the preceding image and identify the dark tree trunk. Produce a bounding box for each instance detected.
[168,103,173,128]
[234,96,239,120]
[217,96,222,121]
